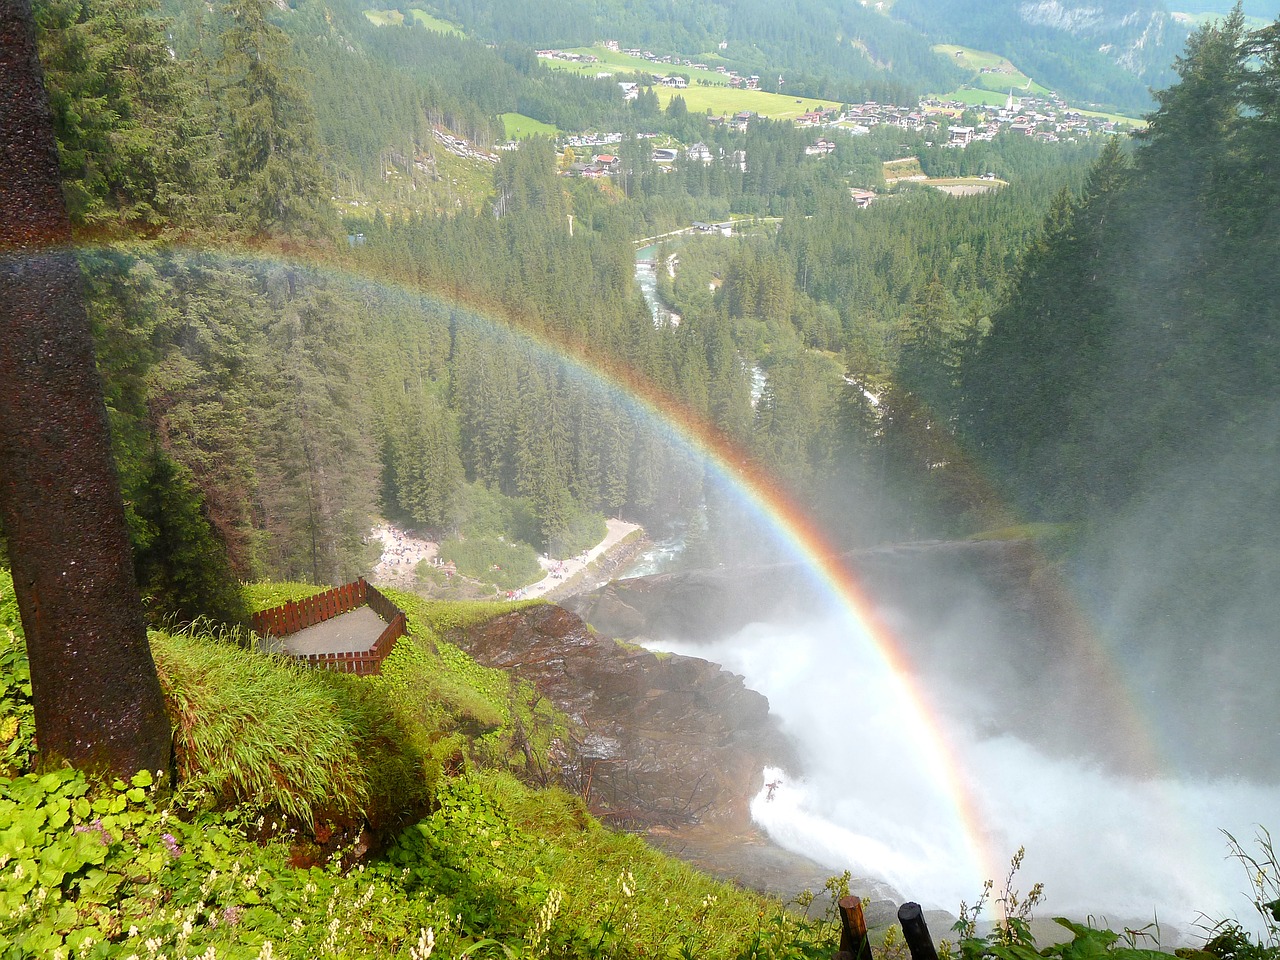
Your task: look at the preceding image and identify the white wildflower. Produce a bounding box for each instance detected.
[409,927,435,960]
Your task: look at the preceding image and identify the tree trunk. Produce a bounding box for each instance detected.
[0,0,171,778]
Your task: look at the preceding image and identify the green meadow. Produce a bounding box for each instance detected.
[501,112,560,140]
[933,44,1053,97]
[362,7,463,33]
[939,87,1011,108]
[653,84,841,120]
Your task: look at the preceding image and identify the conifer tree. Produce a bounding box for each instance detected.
[216,0,327,236]
[34,0,215,227]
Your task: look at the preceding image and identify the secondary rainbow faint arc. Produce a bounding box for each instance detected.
[112,243,1003,884]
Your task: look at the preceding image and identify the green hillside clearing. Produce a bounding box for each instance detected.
[363,7,463,33]
[933,44,1054,97]
[653,85,840,120]
[502,112,560,139]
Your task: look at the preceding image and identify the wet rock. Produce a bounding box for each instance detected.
[449,603,795,830]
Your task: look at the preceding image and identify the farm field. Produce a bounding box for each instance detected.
[651,84,841,120]
[501,112,560,139]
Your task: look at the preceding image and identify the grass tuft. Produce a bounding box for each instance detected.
[153,626,430,830]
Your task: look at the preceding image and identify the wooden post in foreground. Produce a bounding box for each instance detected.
[836,895,873,960]
[897,902,940,960]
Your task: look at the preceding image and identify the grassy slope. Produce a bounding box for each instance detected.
[363,7,464,33]
[651,84,841,120]
[933,43,1053,97]
[930,43,1145,125]
[501,112,560,139]
[0,571,836,958]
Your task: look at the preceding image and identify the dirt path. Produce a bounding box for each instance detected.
[519,518,641,600]
[371,523,437,588]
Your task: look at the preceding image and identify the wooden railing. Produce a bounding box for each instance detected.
[251,579,369,637]
[251,577,406,677]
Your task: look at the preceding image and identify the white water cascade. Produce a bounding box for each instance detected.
[645,616,1280,938]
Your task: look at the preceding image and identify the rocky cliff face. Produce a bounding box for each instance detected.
[448,603,795,831]
[1017,0,1175,79]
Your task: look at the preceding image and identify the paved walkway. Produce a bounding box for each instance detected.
[276,607,388,656]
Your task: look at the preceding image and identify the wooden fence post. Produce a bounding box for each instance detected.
[897,903,939,960]
[837,895,872,960]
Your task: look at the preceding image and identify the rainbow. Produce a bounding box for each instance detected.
[291,244,1006,890]
[595,352,1005,893]
[81,243,1186,900]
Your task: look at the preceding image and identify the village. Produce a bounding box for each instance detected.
[533,39,1132,167]
[399,41,1139,203]
[550,84,1127,182]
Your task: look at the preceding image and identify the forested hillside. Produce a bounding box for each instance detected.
[420,0,967,104]
[894,0,1186,113]
[958,10,1280,762]
[22,0,1111,623]
[32,0,1273,659]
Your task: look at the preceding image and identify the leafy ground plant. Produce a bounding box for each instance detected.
[1197,830,1280,960]
[945,845,1280,960]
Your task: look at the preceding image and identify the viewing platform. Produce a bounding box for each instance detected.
[251,577,406,675]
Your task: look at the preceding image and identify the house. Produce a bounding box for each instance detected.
[850,189,876,208]
[948,125,975,146]
[651,147,678,163]
[686,142,714,164]
[804,139,836,156]
[619,81,638,100]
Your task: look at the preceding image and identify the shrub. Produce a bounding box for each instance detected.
[0,571,35,776]
[549,508,607,558]
[439,536,543,590]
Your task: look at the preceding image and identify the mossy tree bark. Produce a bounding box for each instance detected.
[0,0,171,778]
